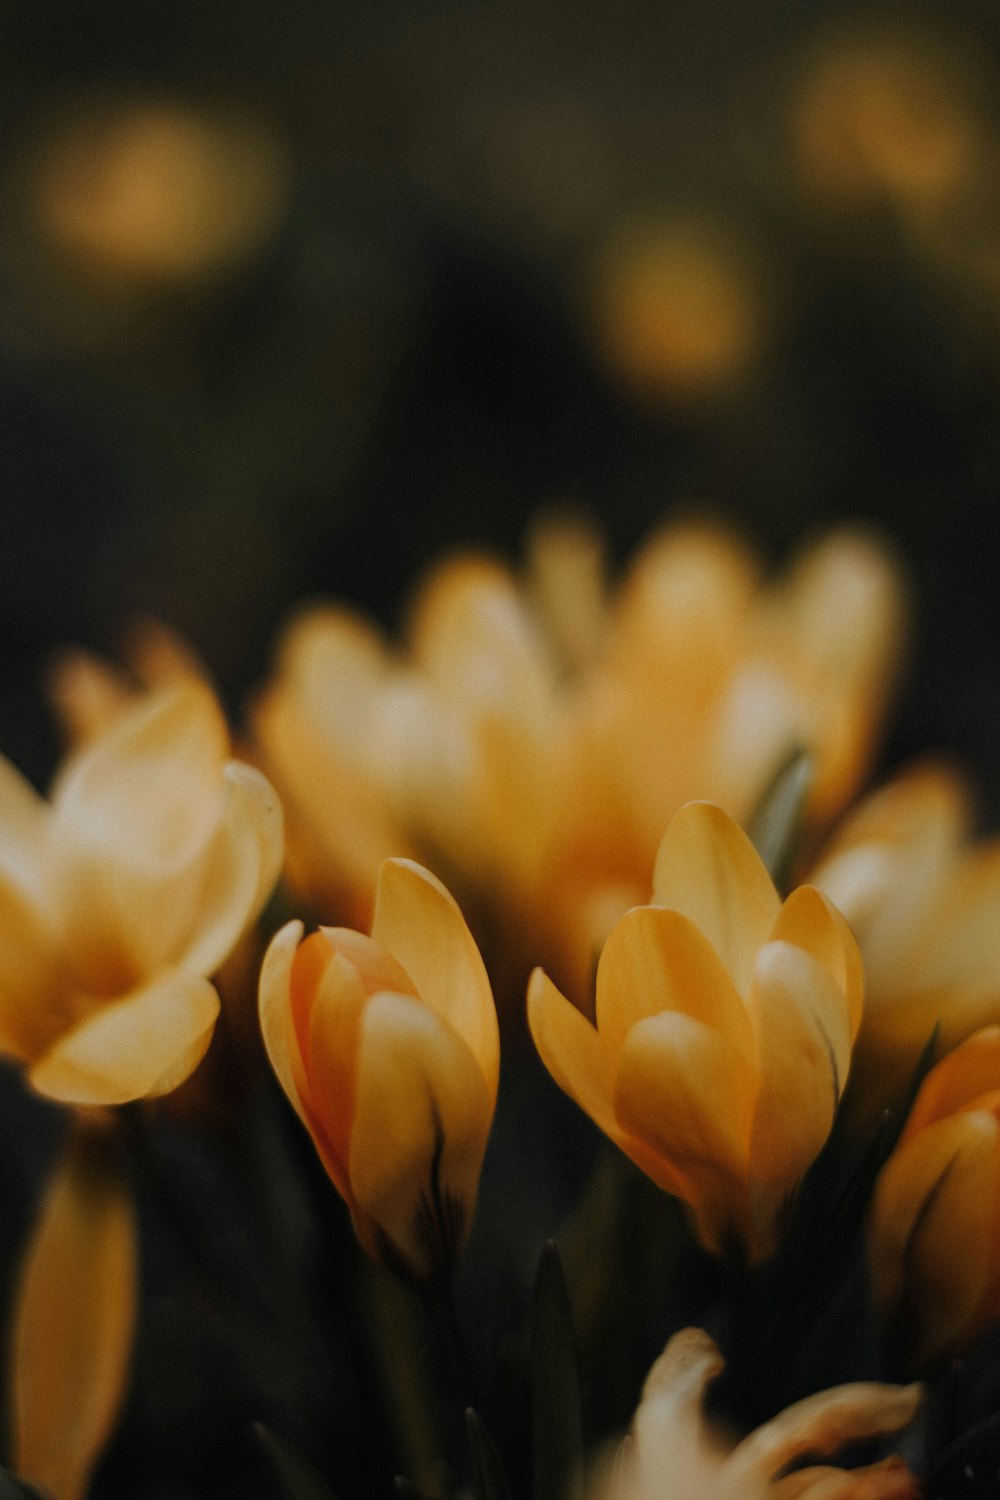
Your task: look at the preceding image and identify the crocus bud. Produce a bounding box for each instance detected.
[259,858,499,1280]
[529,802,863,1262]
[870,1026,1000,1366]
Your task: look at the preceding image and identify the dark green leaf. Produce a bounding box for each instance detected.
[747,748,812,891]
[531,1242,583,1500]
[254,1423,338,1500]
[466,1409,513,1500]
[0,1471,45,1499]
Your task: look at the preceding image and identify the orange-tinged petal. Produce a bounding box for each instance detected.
[12,1127,137,1500]
[615,1012,755,1251]
[258,919,310,1127]
[527,967,618,1139]
[772,1457,920,1498]
[28,969,220,1105]
[904,1026,1000,1138]
[371,858,499,1096]
[770,886,864,1042]
[870,1111,1000,1363]
[0,874,79,1063]
[595,905,754,1063]
[348,991,494,1277]
[652,803,781,996]
[748,943,853,1236]
[171,761,284,978]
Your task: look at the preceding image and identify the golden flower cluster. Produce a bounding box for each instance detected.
[9,513,1000,1496]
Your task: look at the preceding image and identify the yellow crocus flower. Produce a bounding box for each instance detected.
[811,761,1000,1111]
[0,679,283,1104]
[870,1026,1000,1366]
[529,802,863,1262]
[259,857,499,1280]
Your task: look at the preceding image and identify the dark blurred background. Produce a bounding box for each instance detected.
[2,0,1000,800]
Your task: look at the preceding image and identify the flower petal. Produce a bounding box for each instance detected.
[28,969,220,1105]
[0,874,78,1063]
[12,1126,137,1500]
[171,761,284,978]
[371,858,499,1097]
[595,905,754,1063]
[615,1012,755,1251]
[870,1111,1000,1364]
[652,803,780,997]
[0,754,51,905]
[719,1374,921,1494]
[771,885,863,1042]
[348,991,494,1277]
[748,942,853,1240]
[528,966,618,1139]
[258,919,310,1126]
[49,682,232,992]
[904,1026,1000,1138]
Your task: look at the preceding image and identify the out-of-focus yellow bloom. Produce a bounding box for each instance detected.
[529,802,863,1262]
[791,29,981,224]
[11,1123,137,1500]
[255,520,904,1008]
[587,218,762,406]
[30,98,290,286]
[811,762,1000,1110]
[47,618,208,748]
[870,1026,1000,1366]
[259,857,499,1280]
[0,680,283,1105]
[599,1326,921,1500]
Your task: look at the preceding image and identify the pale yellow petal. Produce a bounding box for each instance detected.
[615,1012,755,1251]
[171,761,284,978]
[748,942,853,1243]
[12,1127,137,1500]
[45,647,134,747]
[49,682,232,992]
[348,991,494,1277]
[652,802,780,996]
[870,1111,999,1363]
[770,885,864,1041]
[0,754,50,905]
[527,967,618,1139]
[624,1328,728,1500]
[595,905,754,1063]
[29,969,220,1105]
[258,919,310,1126]
[371,858,499,1096]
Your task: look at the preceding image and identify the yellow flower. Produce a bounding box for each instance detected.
[870,1026,1000,1366]
[529,802,863,1261]
[0,679,283,1104]
[254,520,904,1012]
[259,857,499,1280]
[46,618,208,749]
[811,761,1000,1111]
[601,1326,920,1500]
